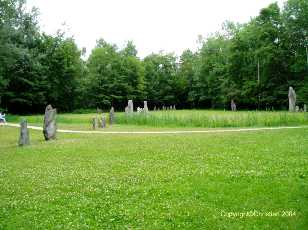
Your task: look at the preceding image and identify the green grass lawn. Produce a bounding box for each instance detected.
[0,125,307,229]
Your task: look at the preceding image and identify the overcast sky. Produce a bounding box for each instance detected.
[26,0,285,58]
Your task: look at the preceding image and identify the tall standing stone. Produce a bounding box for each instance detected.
[304,104,307,112]
[43,105,57,140]
[288,87,296,112]
[109,107,115,125]
[127,100,134,113]
[231,100,237,111]
[19,119,30,146]
[143,101,149,113]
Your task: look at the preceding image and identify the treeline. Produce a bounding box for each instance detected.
[0,0,307,114]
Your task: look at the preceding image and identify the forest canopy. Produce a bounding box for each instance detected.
[0,0,307,113]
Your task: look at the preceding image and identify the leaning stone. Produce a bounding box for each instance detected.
[43,105,57,140]
[19,119,30,146]
[109,107,115,125]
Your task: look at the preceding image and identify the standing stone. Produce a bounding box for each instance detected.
[288,87,296,112]
[231,100,237,111]
[173,105,176,110]
[304,104,307,112]
[162,106,166,110]
[127,100,134,113]
[92,116,99,130]
[101,115,106,128]
[43,105,57,140]
[144,101,149,113]
[153,106,157,111]
[19,119,30,146]
[109,107,115,125]
[295,106,299,112]
[125,106,129,114]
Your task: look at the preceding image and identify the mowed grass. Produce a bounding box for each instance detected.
[0,126,307,229]
[7,110,308,130]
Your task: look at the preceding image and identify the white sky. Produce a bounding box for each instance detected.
[26,0,285,58]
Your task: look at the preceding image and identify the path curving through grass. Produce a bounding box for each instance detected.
[2,122,308,134]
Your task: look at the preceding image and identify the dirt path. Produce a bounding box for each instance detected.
[1,123,307,134]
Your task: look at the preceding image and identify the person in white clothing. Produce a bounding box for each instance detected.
[0,112,6,123]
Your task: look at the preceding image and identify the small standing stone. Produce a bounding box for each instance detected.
[92,117,99,130]
[125,106,129,114]
[109,107,115,125]
[304,104,307,112]
[231,100,237,111]
[173,105,176,110]
[101,115,106,128]
[295,106,299,112]
[43,105,57,141]
[127,100,134,113]
[19,119,30,146]
[153,106,157,111]
[288,87,296,112]
[144,101,149,113]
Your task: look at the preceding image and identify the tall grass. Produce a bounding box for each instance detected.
[115,110,308,128]
[6,110,308,128]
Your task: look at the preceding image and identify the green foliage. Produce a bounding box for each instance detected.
[0,0,307,113]
[84,39,144,109]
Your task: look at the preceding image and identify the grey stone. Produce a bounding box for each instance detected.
[304,104,307,112]
[125,106,129,114]
[288,87,296,112]
[144,101,149,113]
[109,107,115,125]
[137,107,142,113]
[43,105,57,140]
[153,106,157,111]
[295,106,299,112]
[92,116,99,130]
[231,100,237,111]
[19,119,30,146]
[127,100,134,113]
[173,105,176,110]
[101,115,106,128]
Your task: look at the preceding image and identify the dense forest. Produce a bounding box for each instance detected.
[0,0,307,113]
